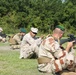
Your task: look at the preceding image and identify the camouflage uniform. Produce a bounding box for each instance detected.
[20,32,42,59]
[0,27,6,42]
[37,36,76,74]
[9,33,22,49]
[0,36,6,42]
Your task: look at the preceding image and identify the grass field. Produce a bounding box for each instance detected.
[0,42,52,75]
[0,42,76,75]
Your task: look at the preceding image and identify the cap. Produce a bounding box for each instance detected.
[0,27,3,32]
[31,27,38,33]
[55,25,65,31]
[20,28,26,33]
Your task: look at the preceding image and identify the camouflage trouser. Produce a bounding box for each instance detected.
[38,53,76,74]
[20,44,39,59]
[60,71,76,75]
[11,45,20,49]
[0,36,6,42]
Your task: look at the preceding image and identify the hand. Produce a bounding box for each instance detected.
[40,35,45,39]
[67,41,74,47]
[66,41,75,52]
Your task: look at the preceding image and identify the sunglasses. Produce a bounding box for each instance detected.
[32,32,37,34]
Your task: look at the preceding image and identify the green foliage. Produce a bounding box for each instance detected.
[0,0,76,35]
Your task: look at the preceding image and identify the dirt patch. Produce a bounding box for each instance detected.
[0,42,20,51]
[0,45,19,51]
[0,45,11,50]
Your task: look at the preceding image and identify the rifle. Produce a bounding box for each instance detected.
[60,34,76,45]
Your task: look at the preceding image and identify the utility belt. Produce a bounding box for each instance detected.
[37,57,51,64]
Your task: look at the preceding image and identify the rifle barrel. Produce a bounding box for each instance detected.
[60,39,69,45]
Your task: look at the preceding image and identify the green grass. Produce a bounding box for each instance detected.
[0,42,9,46]
[0,50,52,75]
[0,42,76,75]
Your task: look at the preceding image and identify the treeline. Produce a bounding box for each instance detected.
[0,0,76,35]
